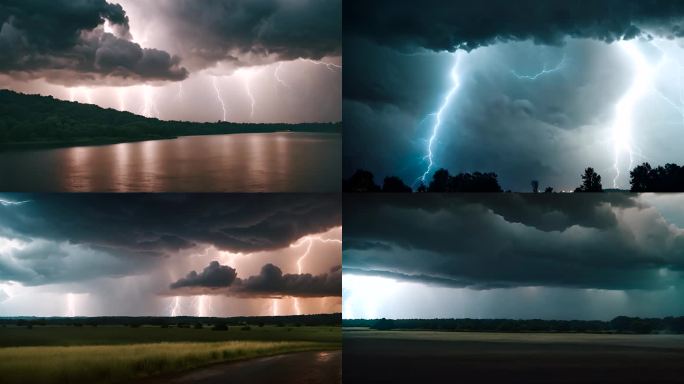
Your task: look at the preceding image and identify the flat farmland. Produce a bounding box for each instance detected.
[343,329,684,383]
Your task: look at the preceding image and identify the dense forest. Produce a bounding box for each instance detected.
[343,316,684,334]
[0,89,341,149]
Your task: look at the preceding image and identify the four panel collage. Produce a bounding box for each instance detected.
[1,1,684,383]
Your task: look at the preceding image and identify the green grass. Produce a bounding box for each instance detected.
[0,341,335,384]
[0,325,341,347]
[0,326,341,383]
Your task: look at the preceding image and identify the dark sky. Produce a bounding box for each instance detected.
[344,0,684,191]
[343,194,684,320]
[0,0,341,123]
[0,194,341,317]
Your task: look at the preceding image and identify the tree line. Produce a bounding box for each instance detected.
[343,316,684,334]
[0,89,341,148]
[344,164,684,193]
[2,313,341,328]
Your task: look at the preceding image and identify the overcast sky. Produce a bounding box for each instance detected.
[0,194,341,317]
[0,0,341,123]
[343,193,684,320]
[344,0,684,191]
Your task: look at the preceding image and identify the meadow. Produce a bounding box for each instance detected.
[0,325,341,384]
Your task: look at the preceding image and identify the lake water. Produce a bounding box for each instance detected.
[0,133,341,192]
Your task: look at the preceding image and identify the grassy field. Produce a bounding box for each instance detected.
[0,326,341,384]
[344,328,684,383]
[0,325,340,347]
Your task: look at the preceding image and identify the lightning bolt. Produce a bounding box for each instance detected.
[290,235,342,315]
[68,87,93,104]
[140,85,160,118]
[274,62,290,89]
[212,77,227,122]
[117,88,126,111]
[66,293,76,317]
[170,296,181,317]
[511,54,567,80]
[420,52,462,183]
[610,41,654,188]
[177,83,184,100]
[0,199,29,206]
[302,58,343,71]
[196,295,209,317]
[243,75,256,120]
[272,299,279,316]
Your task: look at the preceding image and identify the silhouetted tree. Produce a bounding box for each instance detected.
[531,180,539,193]
[382,176,413,193]
[428,169,503,192]
[343,169,381,192]
[630,162,684,192]
[416,183,427,193]
[544,187,554,193]
[449,172,503,192]
[575,167,603,192]
[428,168,451,192]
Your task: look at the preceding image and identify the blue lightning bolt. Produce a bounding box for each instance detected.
[0,198,29,206]
[420,53,461,183]
[511,55,567,80]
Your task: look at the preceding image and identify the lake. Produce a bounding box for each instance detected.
[0,133,340,192]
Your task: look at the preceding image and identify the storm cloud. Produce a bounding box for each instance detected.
[0,193,342,317]
[345,0,684,51]
[0,194,340,286]
[344,194,684,291]
[0,0,187,84]
[123,0,342,71]
[169,262,342,298]
[169,261,238,289]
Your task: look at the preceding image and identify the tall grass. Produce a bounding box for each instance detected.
[0,341,334,384]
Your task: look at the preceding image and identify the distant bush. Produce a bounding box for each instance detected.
[212,324,228,331]
[194,323,203,329]
[241,326,252,331]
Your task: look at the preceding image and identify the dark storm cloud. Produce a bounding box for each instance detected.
[170,261,238,289]
[0,0,187,83]
[344,194,684,291]
[235,263,341,297]
[345,0,684,52]
[1,194,340,254]
[142,0,341,70]
[169,262,342,297]
[0,194,340,284]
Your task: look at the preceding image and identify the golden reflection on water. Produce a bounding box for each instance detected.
[0,133,340,192]
[112,143,131,192]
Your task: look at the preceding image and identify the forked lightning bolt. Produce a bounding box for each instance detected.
[420,53,461,183]
[212,77,228,121]
[511,55,567,80]
[243,75,256,120]
[274,62,290,89]
[291,235,341,315]
[302,58,342,71]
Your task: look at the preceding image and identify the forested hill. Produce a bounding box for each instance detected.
[0,89,341,148]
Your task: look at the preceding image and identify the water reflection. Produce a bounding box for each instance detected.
[0,133,340,192]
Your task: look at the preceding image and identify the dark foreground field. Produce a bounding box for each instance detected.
[0,325,340,384]
[143,350,341,384]
[343,329,684,384]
